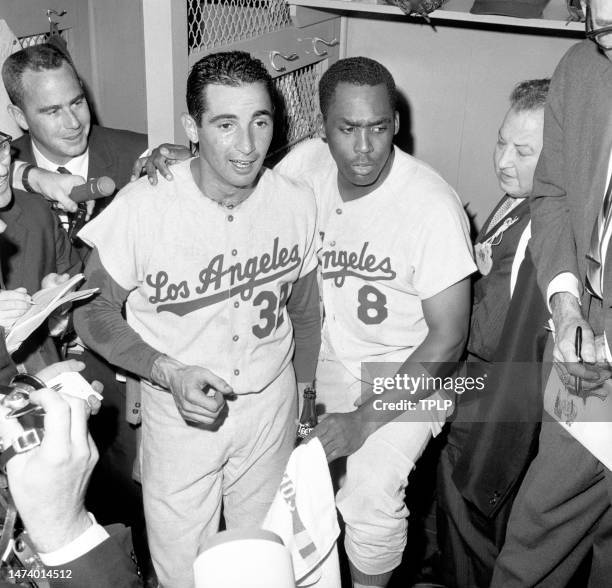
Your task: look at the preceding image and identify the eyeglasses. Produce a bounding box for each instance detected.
[586,6,612,50]
[0,132,11,158]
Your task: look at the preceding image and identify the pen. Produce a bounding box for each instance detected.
[575,326,583,401]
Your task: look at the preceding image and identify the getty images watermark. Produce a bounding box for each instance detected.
[360,361,493,422]
[360,361,612,423]
[370,372,487,413]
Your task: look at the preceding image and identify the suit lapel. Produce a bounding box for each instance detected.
[86,126,113,178]
[583,102,612,256]
[12,135,35,165]
[0,196,29,287]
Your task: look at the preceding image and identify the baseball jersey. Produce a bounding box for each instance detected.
[277,139,476,379]
[78,159,318,394]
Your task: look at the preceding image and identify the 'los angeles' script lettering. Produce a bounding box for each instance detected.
[145,237,302,316]
[320,241,396,287]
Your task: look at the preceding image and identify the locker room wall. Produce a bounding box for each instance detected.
[344,16,580,230]
[87,0,146,134]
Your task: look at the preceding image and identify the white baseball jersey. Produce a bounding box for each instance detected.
[79,158,318,394]
[277,139,476,379]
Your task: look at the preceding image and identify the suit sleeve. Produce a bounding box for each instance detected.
[0,330,17,385]
[47,524,142,588]
[529,52,578,295]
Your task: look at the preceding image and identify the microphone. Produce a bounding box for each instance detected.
[69,176,116,203]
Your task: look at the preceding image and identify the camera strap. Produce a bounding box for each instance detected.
[0,376,49,586]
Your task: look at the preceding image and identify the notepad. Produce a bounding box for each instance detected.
[543,366,612,470]
[5,274,98,354]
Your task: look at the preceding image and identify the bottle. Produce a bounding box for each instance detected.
[296,383,317,443]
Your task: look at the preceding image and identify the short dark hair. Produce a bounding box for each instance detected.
[2,43,76,109]
[510,78,550,112]
[186,51,274,125]
[318,57,397,120]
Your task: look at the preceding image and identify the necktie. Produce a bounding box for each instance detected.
[54,167,72,233]
[487,197,515,233]
[56,166,85,242]
[586,174,612,299]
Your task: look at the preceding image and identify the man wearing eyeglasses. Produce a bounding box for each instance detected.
[1,44,149,543]
[490,1,612,585]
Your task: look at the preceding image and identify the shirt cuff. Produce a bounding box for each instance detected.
[38,513,109,566]
[11,160,27,191]
[546,272,581,313]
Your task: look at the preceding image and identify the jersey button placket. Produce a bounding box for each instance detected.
[225,223,240,379]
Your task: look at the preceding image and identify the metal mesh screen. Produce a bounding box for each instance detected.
[17,29,69,49]
[188,0,293,53]
[269,62,322,158]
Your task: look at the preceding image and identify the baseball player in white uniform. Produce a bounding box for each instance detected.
[277,57,476,588]
[131,56,476,588]
[73,52,320,587]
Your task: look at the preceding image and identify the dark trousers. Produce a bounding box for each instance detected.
[491,421,612,588]
[67,347,142,526]
[437,417,515,588]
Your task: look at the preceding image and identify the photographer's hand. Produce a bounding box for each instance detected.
[36,360,103,414]
[0,389,98,553]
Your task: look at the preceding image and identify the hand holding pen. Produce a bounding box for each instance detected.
[571,326,612,403]
[575,326,584,402]
[0,288,33,330]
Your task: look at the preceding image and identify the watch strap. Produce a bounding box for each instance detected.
[0,428,44,469]
[20,164,36,194]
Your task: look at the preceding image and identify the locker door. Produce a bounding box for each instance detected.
[187,0,340,156]
[143,0,341,154]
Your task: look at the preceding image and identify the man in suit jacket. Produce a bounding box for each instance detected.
[0,126,81,373]
[0,187,82,372]
[0,140,140,585]
[437,79,549,588]
[1,43,147,535]
[491,2,612,585]
[2,44,146,240]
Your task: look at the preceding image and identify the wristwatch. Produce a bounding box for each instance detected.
[20,164,36,194]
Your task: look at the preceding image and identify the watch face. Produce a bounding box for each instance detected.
[3,375,46,419]
[2,389,30,411]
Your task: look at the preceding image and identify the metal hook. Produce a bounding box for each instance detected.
[312,37,339,57]
[269,50,299,73]
[47,9,67,24]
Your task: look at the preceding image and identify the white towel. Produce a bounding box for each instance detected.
[263,438,341,587]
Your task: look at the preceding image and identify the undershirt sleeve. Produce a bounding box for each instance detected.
[287,268,321,383]
[73,248,162,380]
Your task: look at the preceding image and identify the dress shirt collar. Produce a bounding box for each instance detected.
[31,140,89,179]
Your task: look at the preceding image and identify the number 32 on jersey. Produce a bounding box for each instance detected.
[252,283,290,339]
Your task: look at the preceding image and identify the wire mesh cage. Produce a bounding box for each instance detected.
[188,0,293,54]
[272,61,322,151]
[17,29,70,49]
